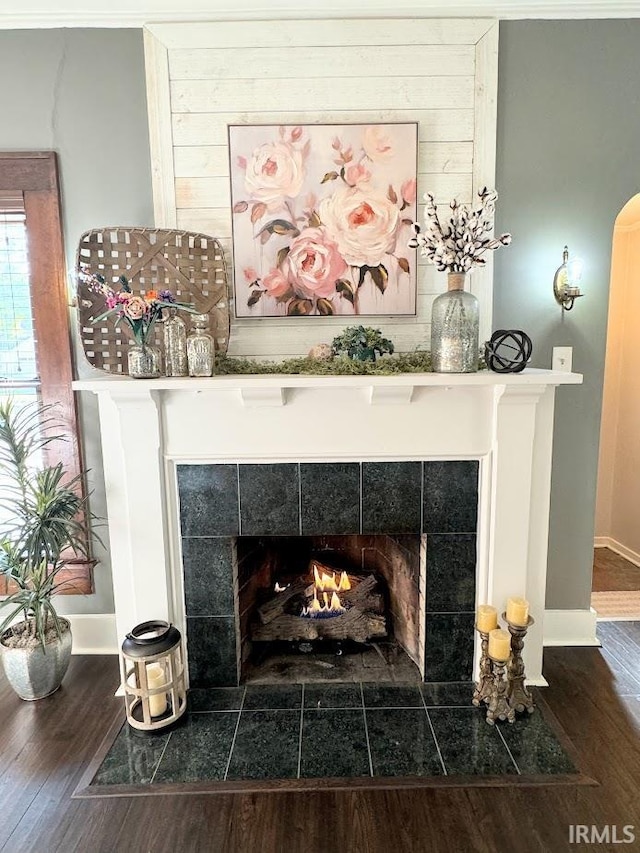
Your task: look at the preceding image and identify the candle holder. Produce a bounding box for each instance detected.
[503,613,536,715]
[472,627,493,707]
[485,656,516,725]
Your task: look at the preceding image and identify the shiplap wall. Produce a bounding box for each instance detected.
[144,19,498,358]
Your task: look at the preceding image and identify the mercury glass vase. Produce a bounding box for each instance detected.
[430,272,479,373]
[163,308,187,377]
[127,342,162,379]
[186,313,215,377]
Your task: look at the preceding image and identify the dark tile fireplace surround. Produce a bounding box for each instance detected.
[177,460,479,688]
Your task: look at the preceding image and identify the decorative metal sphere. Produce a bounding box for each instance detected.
[485,330,533,374]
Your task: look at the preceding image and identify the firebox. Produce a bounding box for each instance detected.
[235,535,424,684]
[177,460,479,688]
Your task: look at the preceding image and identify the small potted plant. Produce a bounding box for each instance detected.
[331,325,395,362]
[0,399,97,700]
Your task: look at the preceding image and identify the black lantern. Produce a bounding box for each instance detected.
[120,620,187,732]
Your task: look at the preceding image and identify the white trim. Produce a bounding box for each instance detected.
[543,608,600,647]
[67,613,118,655]
[593,536,640,568]
[3,3,640,29]
[144,28,177,228]
[471,22,498,343]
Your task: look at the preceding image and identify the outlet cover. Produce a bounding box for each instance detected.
[552,346,573,372]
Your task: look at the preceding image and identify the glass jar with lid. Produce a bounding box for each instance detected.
[186,313,214,377]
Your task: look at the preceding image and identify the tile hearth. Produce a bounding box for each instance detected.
[87,683,577,790]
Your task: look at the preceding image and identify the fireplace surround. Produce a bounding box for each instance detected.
[73,369,582,686]
[177,460,479,687]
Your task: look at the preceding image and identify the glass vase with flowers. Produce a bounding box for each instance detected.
[81,273,195,378]
[409,188,512,373]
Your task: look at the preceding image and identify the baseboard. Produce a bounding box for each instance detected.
[543,608,600,647]
[67,614,118,654]
[593,536,640,568]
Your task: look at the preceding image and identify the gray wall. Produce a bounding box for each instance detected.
[4,21,637,617]
[494,20,640,609]
[0,29,154,615]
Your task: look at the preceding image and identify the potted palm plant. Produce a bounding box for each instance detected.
[0,399,96,700]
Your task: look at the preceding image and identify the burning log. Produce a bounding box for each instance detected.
[251,560,387,644]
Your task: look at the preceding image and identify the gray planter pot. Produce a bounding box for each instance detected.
[0,618,72,700]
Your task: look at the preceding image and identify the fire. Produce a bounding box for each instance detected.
[301,564,350,618]
[313,564,351,593]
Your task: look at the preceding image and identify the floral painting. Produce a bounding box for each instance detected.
[228,123,418,318]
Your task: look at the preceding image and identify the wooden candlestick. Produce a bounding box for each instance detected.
[503,612,535,715]
[485,656,516,725]
[472,628,493,707]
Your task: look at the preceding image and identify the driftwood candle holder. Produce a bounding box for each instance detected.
[503,612,536,715]
[485,656,516,725]
[472,628,493,707]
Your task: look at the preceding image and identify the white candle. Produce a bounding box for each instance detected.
[146,662,167,718]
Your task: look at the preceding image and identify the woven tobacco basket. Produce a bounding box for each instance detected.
[76,227,230,374]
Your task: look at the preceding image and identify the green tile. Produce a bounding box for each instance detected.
[362,683,423,708]
[423,460,479,534]
[226,710,300,780]
[243,684,302,710]
[498,711,576,775]
[366,708,443,777]
[300,463,360,535]
[186,616,237,687]
[91,724,169,786]
[362,462,422,534]
[182,537,234,616]
[304,683,363,709]
[238,464,299,535]
[177,464,239,536]
[300,709,370,778]
[428,707,518,776]
[188,687,245,712]
[420,682,475,707]
[152,713,238,783]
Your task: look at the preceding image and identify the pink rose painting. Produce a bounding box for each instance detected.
[229,123,418,317]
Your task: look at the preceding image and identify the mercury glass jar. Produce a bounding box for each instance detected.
[186,313,214,377]
[127,342,162,379]
[430,272,479,373]
[163,308,187,377]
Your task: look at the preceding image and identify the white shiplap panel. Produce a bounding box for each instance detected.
[174,142,474,178]
[172,110,475,146]
[146,18,498,357]
[170,77,475,114]
[149,19,495,50]
[175,174,473,210]
[169,45,475,80]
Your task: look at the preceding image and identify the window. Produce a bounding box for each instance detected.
[0,153,92,595]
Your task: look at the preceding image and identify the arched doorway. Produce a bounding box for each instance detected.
[592,194,640,619]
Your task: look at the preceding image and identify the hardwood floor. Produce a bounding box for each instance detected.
[593,547,640,592]
[1,627,640,853]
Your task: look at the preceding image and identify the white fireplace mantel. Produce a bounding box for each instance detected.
[74,368,582,686]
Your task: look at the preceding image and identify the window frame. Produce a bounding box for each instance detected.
[0,152,93,595]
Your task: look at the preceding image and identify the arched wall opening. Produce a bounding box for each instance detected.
[594,193,640,570]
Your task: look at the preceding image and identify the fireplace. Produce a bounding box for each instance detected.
[236,534,423,684]
[73,370,583,684]
[177,460,479,688]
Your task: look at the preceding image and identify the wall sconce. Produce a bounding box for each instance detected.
[553,245,584,311]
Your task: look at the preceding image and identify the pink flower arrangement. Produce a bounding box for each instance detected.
[231,123,417,316]
[80,271,194,346]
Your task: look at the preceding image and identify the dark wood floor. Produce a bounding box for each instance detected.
[2,624,640,853]
[593,547,640,592]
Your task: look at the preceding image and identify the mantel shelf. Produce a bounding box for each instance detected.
[73,367,583,395]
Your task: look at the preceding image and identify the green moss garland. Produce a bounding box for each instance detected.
[214,352,436,376]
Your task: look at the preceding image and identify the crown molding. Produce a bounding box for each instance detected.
[1,1,640,29]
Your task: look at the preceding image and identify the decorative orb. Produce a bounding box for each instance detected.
[308,343,333,361]
[485,330,533,374]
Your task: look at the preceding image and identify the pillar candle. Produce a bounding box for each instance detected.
[476,605,498,633]
[146,662,168,718]
[488,629,511,661]
[506,596,530,627]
